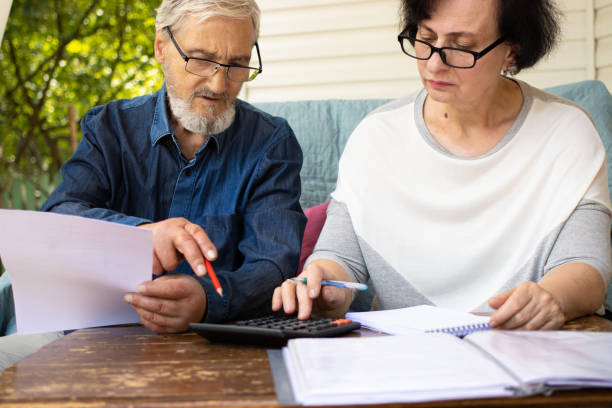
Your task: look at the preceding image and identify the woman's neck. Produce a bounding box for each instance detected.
[423,77,523,158]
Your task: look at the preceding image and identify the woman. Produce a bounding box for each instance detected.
[272,0,612,330]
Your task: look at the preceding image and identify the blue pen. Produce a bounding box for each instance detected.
[290,277,368,291]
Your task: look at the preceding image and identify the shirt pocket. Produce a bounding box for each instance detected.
[200,214,244,269]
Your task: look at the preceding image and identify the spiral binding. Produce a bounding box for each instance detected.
[426,323,491,338]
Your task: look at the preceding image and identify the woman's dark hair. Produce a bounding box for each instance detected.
[399,0,561,73]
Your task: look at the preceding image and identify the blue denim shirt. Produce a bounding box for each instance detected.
[42,85,306,323]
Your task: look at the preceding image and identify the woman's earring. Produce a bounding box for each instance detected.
[502,62,518,76]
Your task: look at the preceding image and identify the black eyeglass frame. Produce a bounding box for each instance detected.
[164,26,263,81]
[397,35,505,69]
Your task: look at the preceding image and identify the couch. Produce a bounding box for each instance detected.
[1,80,611,336]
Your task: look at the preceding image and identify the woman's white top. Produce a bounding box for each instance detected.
[308,80,612,312]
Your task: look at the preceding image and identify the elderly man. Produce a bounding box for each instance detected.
[1,0,305,371]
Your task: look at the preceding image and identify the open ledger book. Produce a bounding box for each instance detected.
[282,330,612,405]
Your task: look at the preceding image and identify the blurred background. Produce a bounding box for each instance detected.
[0,0,611,211]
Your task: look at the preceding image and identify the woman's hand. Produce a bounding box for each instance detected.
[271,260,352,320]
[489,262,606,330]
[488,281,565,330]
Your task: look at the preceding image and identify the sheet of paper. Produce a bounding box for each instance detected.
[0,209,152,334]
[346,304,490,335]
[284,334,516,405]
[466,330,612,387]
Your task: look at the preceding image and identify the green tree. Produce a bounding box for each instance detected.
[0,0,163,209]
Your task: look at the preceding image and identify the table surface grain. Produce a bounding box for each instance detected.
[1,315,611,408]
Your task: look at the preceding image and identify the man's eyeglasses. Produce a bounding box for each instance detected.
[397,35,505,69]
[164,26,262,82]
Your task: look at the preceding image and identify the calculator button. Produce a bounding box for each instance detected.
[331,319,352,326]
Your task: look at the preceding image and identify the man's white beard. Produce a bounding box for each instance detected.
[166,81,236,136]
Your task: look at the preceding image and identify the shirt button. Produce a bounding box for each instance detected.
[185,169,193,176]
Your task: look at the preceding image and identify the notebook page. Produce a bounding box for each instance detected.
[284,333,516,405]
[466,331,612,388]
[346,305,490,335]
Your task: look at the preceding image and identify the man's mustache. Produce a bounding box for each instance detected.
[191,88,229,101]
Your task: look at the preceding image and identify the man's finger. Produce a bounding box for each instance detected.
[184,223,217,261]
[134,307,184,333]
[171,230,208,277]
[152,253,164,275]
[154,239,183,272]
[125,292,180,317]
[136,276,190,300]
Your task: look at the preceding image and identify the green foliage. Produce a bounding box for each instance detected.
[0,0,164,209]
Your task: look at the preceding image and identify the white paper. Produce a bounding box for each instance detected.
[346,304,490,335]
[284,334,516,405]
[0,209,152,334]
[466,330,612,387]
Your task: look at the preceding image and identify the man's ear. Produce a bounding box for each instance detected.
[154,30,167,64]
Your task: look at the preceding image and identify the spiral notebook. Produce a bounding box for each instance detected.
[345,305,491,337]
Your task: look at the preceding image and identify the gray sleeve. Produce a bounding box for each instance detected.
[304,199,370,284]
[545,199,612,287]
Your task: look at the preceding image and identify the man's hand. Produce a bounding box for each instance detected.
[124,274,207,333]
[140,217,217,276]
[488,281,565,330]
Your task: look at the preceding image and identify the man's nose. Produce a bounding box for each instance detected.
[206,66,229,95]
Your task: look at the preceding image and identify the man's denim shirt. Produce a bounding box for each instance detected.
[42,85,306,323]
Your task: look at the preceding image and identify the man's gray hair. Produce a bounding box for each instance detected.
[156,0,261,42]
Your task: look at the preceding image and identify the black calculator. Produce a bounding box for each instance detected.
[189,315,361,347]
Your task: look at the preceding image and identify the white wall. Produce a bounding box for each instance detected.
[597,0,612,84]
[244,0,612,102]
[0,0,12,44]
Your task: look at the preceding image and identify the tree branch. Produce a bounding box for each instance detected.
[95,0,127,106]
[15,0,99,165]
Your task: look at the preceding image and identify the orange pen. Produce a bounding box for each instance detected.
[204,258,223,297]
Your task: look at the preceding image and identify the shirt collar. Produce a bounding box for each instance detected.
[149,83,224,154]
[150,83,173,146]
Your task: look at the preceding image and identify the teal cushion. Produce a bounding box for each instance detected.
[0,273,16,336]
[255,99,389,209]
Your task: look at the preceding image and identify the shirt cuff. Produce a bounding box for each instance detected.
[196,276,230,323]
[114,216,153,227]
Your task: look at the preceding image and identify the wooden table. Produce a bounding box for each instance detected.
[1,316,612,408]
